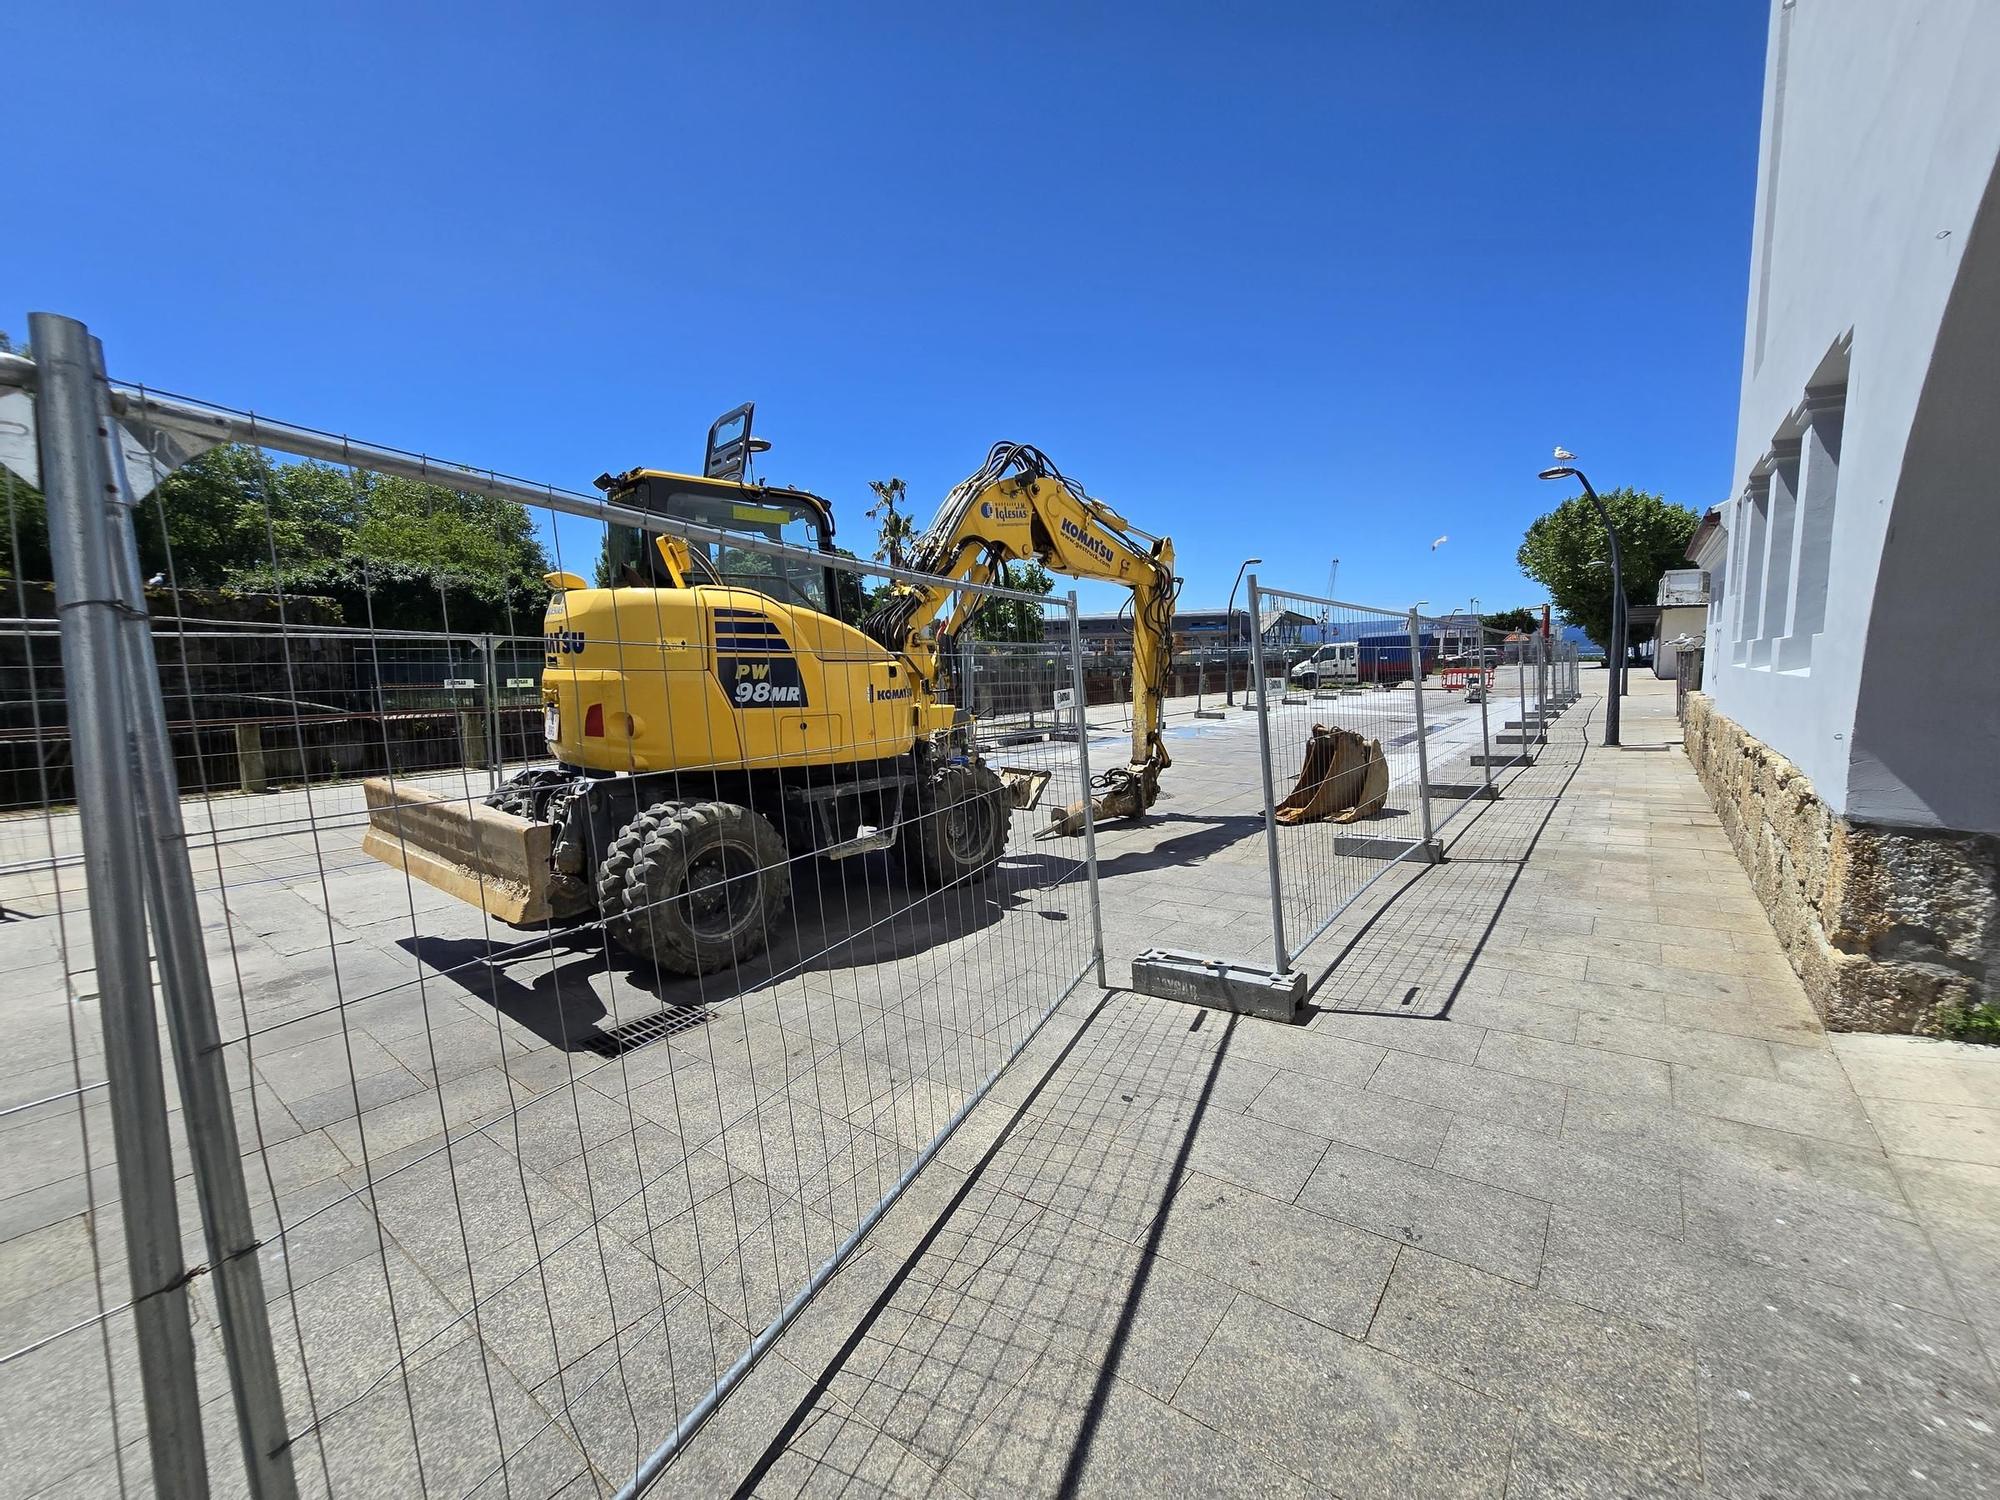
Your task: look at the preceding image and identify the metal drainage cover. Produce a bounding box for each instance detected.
[583,1004,709,1057]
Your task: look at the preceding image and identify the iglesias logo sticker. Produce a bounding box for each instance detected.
[978,499,1031,523]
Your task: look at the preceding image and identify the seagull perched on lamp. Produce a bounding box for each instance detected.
[1552,445,1576,462]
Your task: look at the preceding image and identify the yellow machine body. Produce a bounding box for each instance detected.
[540,583,956,776]
[361,430,1178,974]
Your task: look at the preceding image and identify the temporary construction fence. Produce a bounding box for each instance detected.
[1133,578,1577,1010]
[0,618,552,815]
[0,314,1105,1498]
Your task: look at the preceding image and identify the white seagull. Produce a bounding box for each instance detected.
[1553,445,1576,462]
[1430,535,1449,551]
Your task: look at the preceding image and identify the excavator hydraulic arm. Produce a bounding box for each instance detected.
[861,444,1177,835]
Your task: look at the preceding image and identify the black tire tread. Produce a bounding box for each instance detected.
[607,800,789,975]
[904,762,1010,889]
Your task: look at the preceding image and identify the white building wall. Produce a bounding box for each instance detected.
[1704,0,2000,831]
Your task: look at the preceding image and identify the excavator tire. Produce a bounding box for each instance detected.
[485,783,542,820]
[904,762,1010,889]
[599,800,791,975]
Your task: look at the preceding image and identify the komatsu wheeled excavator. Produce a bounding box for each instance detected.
[362,406,1177,976]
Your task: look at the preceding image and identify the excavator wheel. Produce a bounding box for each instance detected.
[904,762,1010,889]
[485,783,542,821]
[483,768,570,823]
[598,800,791,975]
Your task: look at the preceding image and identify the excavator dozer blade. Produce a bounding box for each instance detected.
[1273,724,1390,826]
[360,777,560,926]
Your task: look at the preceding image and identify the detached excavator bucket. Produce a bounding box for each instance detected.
[1274,724,1389,825]
[1037,759,1161,840]
[360,778,560,925]
[996,765,1051,810]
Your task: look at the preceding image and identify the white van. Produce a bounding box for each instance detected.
[1287,642,1357,689]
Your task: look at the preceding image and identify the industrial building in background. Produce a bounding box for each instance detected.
[1684,0,2000,1031]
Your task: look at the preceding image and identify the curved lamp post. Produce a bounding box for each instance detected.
[1225,556,1262,706]
[1538,465,1623,747]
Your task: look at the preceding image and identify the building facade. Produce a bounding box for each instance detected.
[1686,0,2000,1030]
[1076,607,1313,653]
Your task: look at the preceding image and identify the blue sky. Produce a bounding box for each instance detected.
[9,2,1766,617]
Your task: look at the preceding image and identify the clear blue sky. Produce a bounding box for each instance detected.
[9,1,1766,617]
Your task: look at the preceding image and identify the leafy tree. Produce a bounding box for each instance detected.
[970,560,1054,642]
[866,477,914,569]
[1479,607,1540,635]
[1516,488,1699,656]
[347,473,547,580]
[828,546,882,623]
[0,442,552,634]
[226,556,548,635]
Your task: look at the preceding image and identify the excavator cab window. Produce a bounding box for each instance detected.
[603,476,837,612]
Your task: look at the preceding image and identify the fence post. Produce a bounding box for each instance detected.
[1516,637,1530,763]
[1407,607,1436,849]
[234,720,267,793]
[1064,593,1108,988]
[1536,634,1549,738]
[30,311,211,1499]
[91,337,301,1499]
[1475,614,1494,798]
[1247,577,1292,974]
[482,633,501,791]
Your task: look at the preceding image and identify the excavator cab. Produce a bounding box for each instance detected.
[595,469,841,613]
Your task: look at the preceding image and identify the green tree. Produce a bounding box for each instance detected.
[866,477,914,569]
[1516,488,1699,656]
[348,473,548,580]
[970,560,1055,642]
[1479,607,1540,634]
[0,441,552,634]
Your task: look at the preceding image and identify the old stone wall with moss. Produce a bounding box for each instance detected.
[1681,691,1998,1032]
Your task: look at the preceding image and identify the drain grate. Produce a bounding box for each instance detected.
[582,1004,708,1057]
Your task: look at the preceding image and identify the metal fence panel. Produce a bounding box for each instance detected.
[1236,580,1456,973]
[0,328,1104,1497]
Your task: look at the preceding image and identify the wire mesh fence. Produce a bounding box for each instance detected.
[1165,584,1577,983]
[1235,582,1446,974]
[0,316,1103,1498]
[0,310,1594,1499]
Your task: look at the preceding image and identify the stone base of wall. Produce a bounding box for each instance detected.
[1681,692,1998,1033]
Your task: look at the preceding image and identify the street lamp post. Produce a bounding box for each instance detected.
[1538,464,1623,747]
[1225,556,1263,706]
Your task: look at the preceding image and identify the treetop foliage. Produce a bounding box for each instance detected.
[1516,487,1700,653]
[3,444,551,632]
[1478,607,1541,635]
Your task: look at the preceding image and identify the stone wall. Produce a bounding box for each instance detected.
[1681,691,1999,1032]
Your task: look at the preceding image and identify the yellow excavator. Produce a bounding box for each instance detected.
[362,406,1176,975]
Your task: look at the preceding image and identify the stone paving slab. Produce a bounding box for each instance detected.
[6,669,2000,1496]
[683,671,2000,1500]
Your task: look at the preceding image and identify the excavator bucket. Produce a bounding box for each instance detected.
[996,765,1051,810]
[1273,724,1389,825]
[1036,760,1160,840]
[360,778,562,925]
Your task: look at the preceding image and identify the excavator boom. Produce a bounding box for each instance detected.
[863,444,1177,832]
